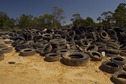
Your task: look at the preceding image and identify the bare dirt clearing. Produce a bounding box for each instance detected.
[0,40,112,84]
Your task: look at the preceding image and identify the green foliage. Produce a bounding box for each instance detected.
[84,17,95,27]
[0,12,15,30]
[97,11,114,26]
[17,14,33,29]
[37,14,54,28]
[113,3,126,27]
[71,13,95,27]
[97,3,126,28]
[71,13,85,26]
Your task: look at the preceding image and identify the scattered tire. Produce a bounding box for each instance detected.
[98,30,110,42]
[42,33,52,40]
[44,53,62,62]
[105,49,121,54]
[0,53,4,61]
[84,45,98,53]
[4,39,13,44]
[58,44,70,50]
[57,49,68,56]
[15,44,31,52]
[0,47,13,53]
[33,42,43,49]
[89,51,103,61]
[107,41,120,49]
[108,29,117,36]
[110,56,126,65]
[111,71,126,84]
[50,38,66,44]
[0,43,7,48]
[61,52,90,66]
[100,30,109,39]
[40,44,52,56]
[80,39,91,47]
[36,48,43,54]
[99,61,122,73]
[19,48,36,56]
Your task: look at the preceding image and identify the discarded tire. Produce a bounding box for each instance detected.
[80,39,91,47]
[4,39,13,44]
[0,47,13,53]
[100,61,122,73]
[57,49,68,56]
[111,71,126,84]
[0,53,4,61]
[36,48,44,54]
[42,33,52,41]
[89,51,103,61]
[40,44,52,56]
[98,30,110,42]
[20,48,36,56]
[44,53,62,62]
[84,45,98,53]
[62,52,90,66]
[110,56,126,65]
[0,43,7,48]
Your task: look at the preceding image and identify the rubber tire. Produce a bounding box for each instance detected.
[98,30,110,42]
[62,52,90,66]
[0,53,4,61]
[33,42,43,49]
[89,51,103,61]
[15,44,32,52]
[20,48,36,56]
[40,44,52,56]
[42,33,52,41]
[4,39,13,44]
[106,41,120,49]
[57,49,68,56]
[99,61,122,73]
[100,30,109,39]
[80,39,91,47]
[108,29,117,36]
[50,39,67,45]
[110,56,126,65]
[84,45,98,53]
[44,53,62,62]
[0,43,7,48]
[105,49,121,54]
[58,44,70,50]
[111,71,126,84]
[0,47,13,53]
[36,48,43,54]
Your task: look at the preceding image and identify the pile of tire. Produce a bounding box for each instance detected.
[1,26,126,62]
[1,26,126,83]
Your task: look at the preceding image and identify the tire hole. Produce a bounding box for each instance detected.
[114,57,123,61]
[117,74,126,79]
[69,54,83,59]
[106,62,118,67]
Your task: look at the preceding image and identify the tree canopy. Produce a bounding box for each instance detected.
[0,3,126,31]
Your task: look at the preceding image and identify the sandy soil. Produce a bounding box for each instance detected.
[0,40,113,84]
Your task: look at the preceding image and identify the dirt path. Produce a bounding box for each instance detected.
[0,40,112,84]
